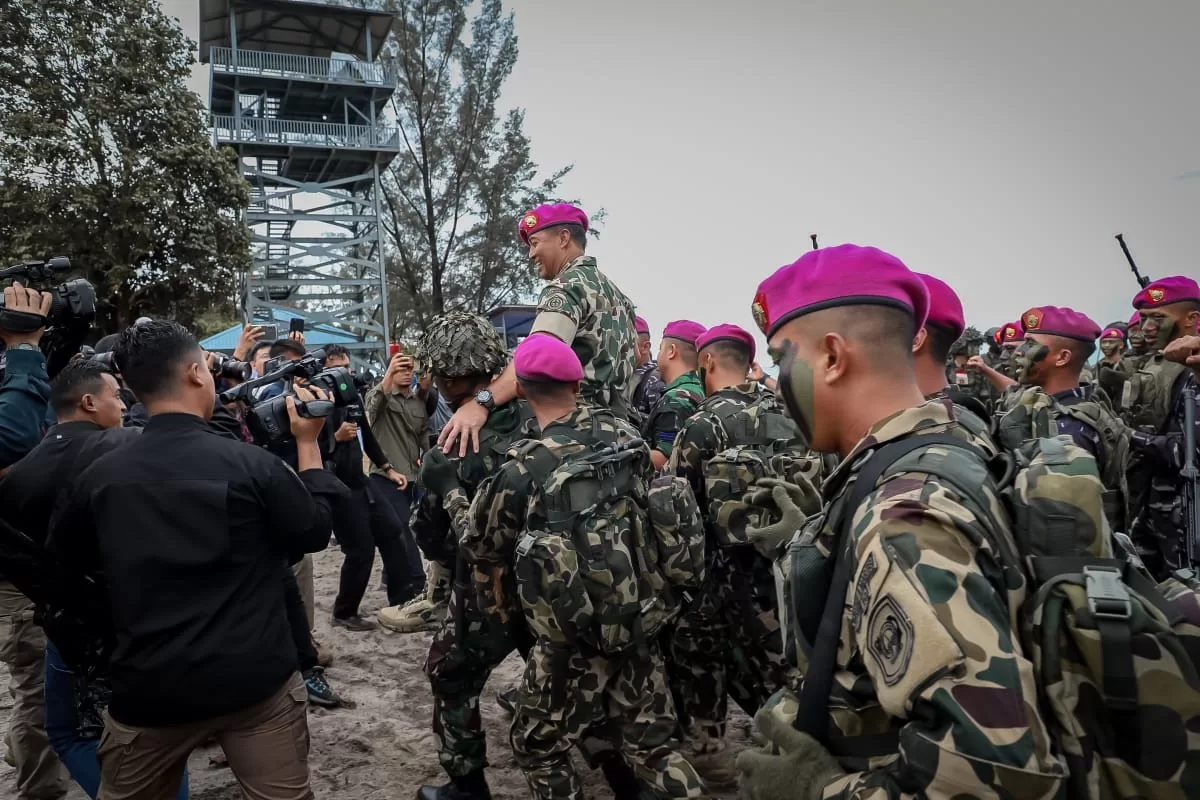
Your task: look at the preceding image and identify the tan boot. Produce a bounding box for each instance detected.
[378,561,451,633]
[684,726,737,787]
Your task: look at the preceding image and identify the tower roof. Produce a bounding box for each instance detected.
[199,0,395,62]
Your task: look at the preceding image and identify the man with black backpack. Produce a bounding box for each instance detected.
[461,334,705,800]
[664,323,806,786]
[735,245,1065,800]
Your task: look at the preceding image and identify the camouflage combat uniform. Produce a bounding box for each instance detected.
[642,370,704,459]
[666,383,796,751]
[767,399,1064,799]
[529,256,638,415]
[1118,354,1198,576]
[464,406,705,800]
[414,400,536,779]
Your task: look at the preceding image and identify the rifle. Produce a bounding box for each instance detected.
[1184,379,1199,567]
[1115,233,1151,288]
[810,234,819,251]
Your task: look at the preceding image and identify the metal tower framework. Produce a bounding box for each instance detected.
[199,0,398,366]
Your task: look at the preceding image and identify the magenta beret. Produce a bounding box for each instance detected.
[518,203,589,244]
[634,316,650,335]
[1000,321,1025,345]
[1128,311,1141,328]
[1100,327,1126,341]
[695,324,756,361]
[916,273,965,339]
[751,245,929,338]
[513,334,584,383]
[1132,276,1200,310]
[1020,306,1100,343]
[662,320,707,346]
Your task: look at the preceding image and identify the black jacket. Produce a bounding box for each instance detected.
[49,412,346,727]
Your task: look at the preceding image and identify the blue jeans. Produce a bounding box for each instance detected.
[44,641,189,800]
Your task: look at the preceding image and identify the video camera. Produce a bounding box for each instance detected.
[209,352,252,383]
[219,348,359,444]
[0,257,96,377]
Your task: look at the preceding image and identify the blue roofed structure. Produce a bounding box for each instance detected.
[487,304,536,349]
[200,307,357,352]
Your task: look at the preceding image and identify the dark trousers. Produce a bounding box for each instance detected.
[282,567,317,673]
[332,481,424,619]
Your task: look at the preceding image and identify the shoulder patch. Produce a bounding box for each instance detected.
[542,290,568,312]
[851,553,878,633]
[866,594,914,686]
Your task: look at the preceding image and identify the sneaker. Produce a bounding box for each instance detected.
[331,614,378,632]
[304,666,339,708]
[378,561,451,633]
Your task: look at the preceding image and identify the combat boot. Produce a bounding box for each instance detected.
[378,561,451,633]
[416,770,492,800]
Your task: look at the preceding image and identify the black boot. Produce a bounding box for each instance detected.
[600,758,654,800]
[416,770,493,800]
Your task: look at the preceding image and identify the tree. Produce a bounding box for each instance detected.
[0,0,251,333]
[379,0,599,338]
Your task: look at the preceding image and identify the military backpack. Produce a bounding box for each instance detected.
[792,416,1200,799]
[511,420,704,656]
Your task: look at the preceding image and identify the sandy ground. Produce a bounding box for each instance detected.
[1,546,751,799]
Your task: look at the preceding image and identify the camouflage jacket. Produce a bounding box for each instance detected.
[631,361,666,419]
[924,387,999,457]
[642,370,704,458]
[529,256,638,414]
[463,405,644,570]
[411,401,534,568]
[778,399,1063,799]
[944,363,997,413]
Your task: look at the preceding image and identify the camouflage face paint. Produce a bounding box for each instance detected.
[772,340,815,444]
[1141,313,1176,350]
[1013,339,1049,384]
[1099,340,1121,358]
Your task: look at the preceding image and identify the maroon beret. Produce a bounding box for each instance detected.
[1020,306,1100,343]
[662,320,706,347]
[518,203,589,245]
[513,334,583,382]
[916,273,965,339]
[695,324,756,362]
[634,316,650,336]
[1132,276,1200,310]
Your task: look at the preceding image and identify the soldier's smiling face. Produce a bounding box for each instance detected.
[527,228,570,280]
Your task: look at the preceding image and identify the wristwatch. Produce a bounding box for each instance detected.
[474,388,496,413]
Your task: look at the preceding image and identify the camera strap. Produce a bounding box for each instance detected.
[0,309,47,333]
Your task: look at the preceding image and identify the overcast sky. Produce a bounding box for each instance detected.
[167,0,1199,356]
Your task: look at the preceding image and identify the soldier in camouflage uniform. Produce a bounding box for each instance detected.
[1000,306,1130,534]
[643,320,707,470]
[379,312,532,800]
[1116,277,1200,578]
[630,315,666,426]
[461,335,705,800]
[736,244,1063,800]
[438,203,637,457]
[665,324,800,784]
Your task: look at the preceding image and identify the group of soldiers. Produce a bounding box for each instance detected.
[377,200,1200,800]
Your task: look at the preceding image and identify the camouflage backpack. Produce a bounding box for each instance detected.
[702,393,813,553]
[511,423,700,655]
[794,419,1200,798]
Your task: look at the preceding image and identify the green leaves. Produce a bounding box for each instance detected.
[0,0,250,333]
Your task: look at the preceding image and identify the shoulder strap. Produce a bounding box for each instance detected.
[793,433,971,741]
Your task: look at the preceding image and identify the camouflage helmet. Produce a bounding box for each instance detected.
[415,311,508,379]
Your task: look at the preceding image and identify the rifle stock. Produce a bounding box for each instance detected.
[1183,380,1199,567]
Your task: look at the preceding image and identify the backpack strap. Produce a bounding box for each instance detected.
[792,434,957,744]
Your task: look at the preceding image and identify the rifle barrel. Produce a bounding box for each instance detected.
[1183,381,1199,566]
[1115,233,1151,288]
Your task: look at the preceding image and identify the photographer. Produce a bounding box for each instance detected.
[48,321,345,798]
[321,345,423,629]
[0,282,54,468]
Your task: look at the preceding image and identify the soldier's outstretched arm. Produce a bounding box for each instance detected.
[822,494,1063,800]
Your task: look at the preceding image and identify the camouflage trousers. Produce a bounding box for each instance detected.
[425,580,531,778]
[511,639,705,800]
[668,550,790,750]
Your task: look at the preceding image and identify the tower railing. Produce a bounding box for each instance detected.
[211,115,400,151]
[209,46,396,88]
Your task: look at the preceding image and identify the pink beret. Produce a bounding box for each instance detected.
[1128,311,1141,328]
[513,334,584,383]
[751,245,929,338]
[1021,306,1100,343]
[1000,321,1025,345]
[634,316,650,336]
[1100,327,1126,341]
[662,319,707,346]
[695,323,756,361]
[518,203,589,244]
[915,273,965,338]
[1133,276,1200,310]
